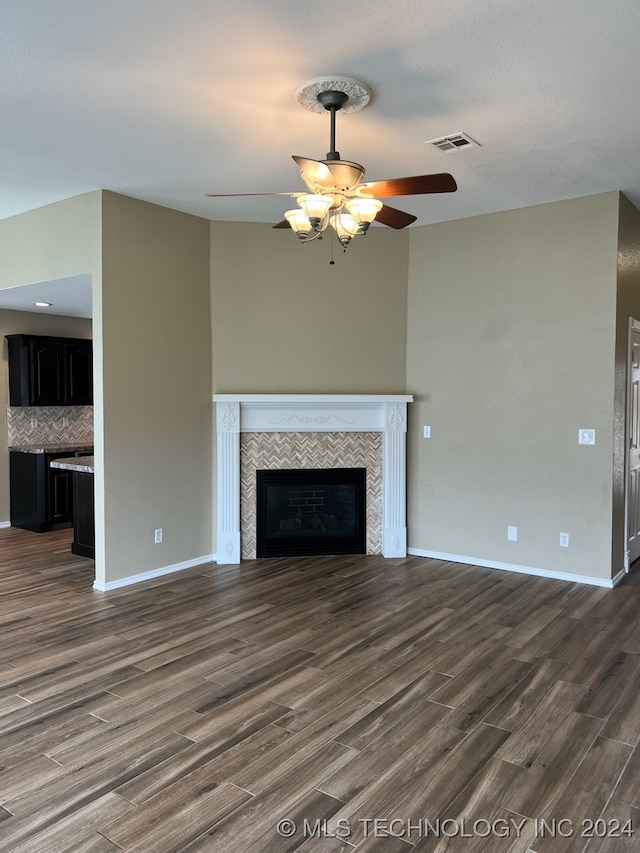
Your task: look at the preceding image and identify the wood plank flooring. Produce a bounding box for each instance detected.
[1,527,640,852]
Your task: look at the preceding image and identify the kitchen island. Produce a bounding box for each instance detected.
[8,445,94,532]
[49,456,94,559]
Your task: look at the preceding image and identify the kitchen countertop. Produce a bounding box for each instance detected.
[8,444,94,454]
[49,455,95,474]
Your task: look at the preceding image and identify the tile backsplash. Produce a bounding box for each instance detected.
[7,406,93,447]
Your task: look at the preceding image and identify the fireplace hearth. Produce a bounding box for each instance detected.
[256,468,366,557]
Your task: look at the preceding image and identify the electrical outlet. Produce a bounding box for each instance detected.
[154,528,163,544]
[62,416,69,427]
[578,429,596,445]
[560,532,570,547]
[423,425,431,438]
[30,417,38,429]
[508,526,518,542]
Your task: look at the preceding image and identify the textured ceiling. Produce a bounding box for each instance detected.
[1,0,639,306]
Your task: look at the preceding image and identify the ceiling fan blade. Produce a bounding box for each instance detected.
[272,220,291,229]
[292,156,335,190]
[375,204,417,230]
[357,173,457,198]
[205,191,301,198]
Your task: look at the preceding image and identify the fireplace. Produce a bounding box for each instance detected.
[256,468,366,557]
[213,394,413,564]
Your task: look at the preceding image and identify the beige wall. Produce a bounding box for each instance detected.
[406,193,621,582]
[1,188,637,588]
[0,191,212,586]
[210,221,409,393]
[99,193,212,583]
[0,310,92,523]
[0,193,102,289]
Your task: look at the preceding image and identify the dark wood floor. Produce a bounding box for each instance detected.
[1,528,640,852]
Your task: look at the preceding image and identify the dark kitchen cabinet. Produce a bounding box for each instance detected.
[28,338,63,405]
[10,451,75,532]
[6,334,93,406]
[71,470,95,558]
[49,463,73,524]
[64,340,93,404]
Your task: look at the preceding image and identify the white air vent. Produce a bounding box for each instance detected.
[426,132,480,153]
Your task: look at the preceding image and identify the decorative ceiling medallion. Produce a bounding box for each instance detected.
[295,76,372,114]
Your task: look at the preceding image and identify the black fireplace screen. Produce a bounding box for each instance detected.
[256,468,366,557]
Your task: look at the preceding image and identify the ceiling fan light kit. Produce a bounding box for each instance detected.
[206,75,458,261]
[284,208,313,240]
[286,78,386,250]
[297,193,333,228]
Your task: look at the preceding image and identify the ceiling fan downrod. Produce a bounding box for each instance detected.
[317,90,348,162]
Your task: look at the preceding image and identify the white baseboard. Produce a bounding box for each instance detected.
[0,521,11,529]
[93,554,215,592]
[611,567,627,587]
[407,548,617,588]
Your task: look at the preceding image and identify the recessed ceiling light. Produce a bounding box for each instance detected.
[33,301,52,307]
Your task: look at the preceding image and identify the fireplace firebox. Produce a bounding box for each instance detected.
[256,468,366,558]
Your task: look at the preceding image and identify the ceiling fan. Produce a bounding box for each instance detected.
[206,77,457,248]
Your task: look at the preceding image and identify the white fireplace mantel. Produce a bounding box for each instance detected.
[213,394,414,564]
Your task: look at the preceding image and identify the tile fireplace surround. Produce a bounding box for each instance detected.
[213,394,413,564]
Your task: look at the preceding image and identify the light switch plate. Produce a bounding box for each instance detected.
[578,429,596,445]
[423,425,431,439]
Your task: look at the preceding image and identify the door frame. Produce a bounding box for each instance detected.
[624,317,640,572]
